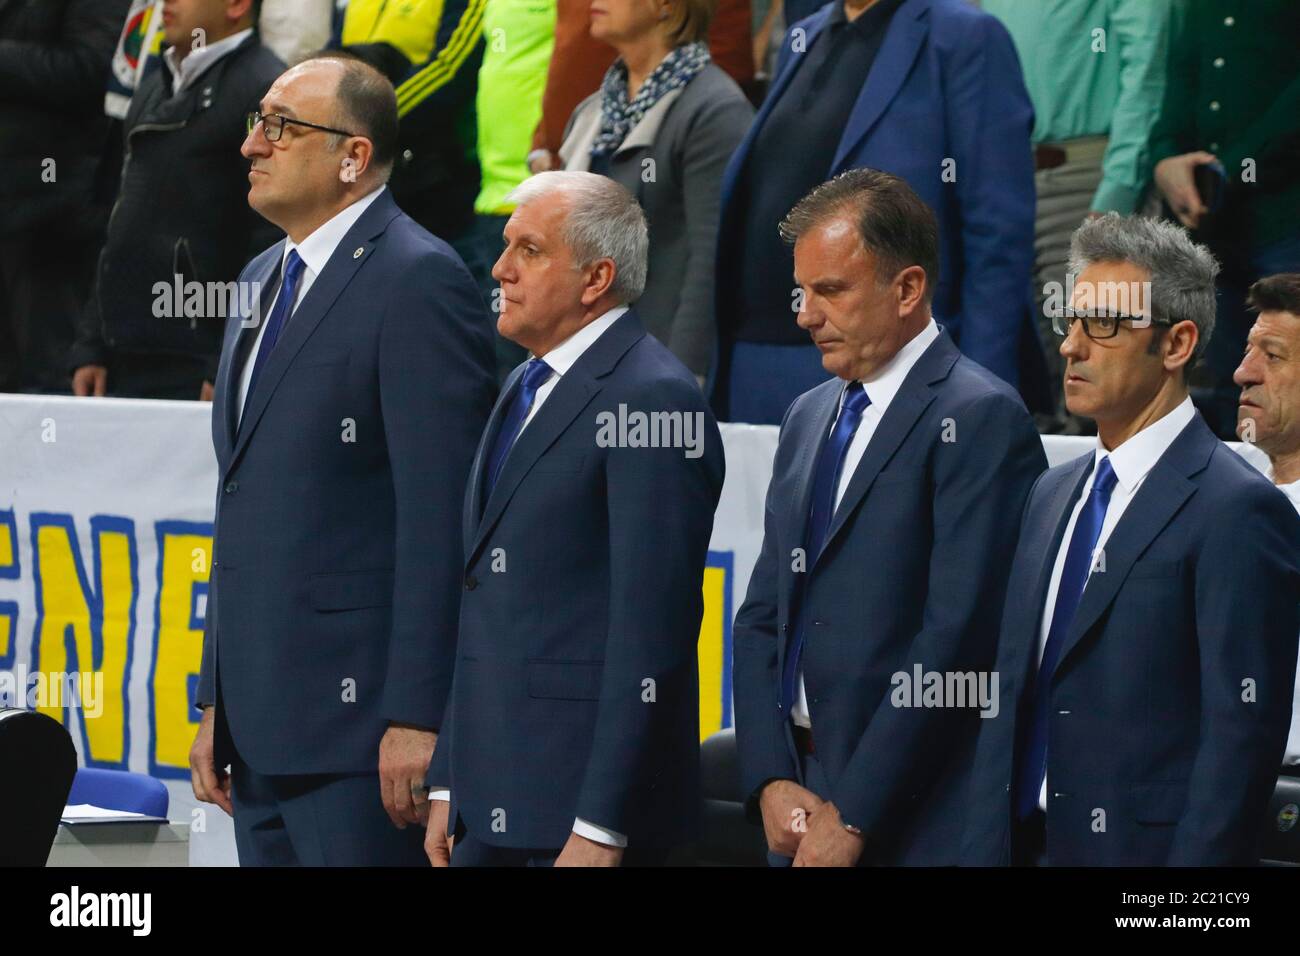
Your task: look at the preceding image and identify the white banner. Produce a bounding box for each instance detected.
[0,394,1270,864]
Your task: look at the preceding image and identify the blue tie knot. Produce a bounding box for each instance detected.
[522,358,552,392]
[283,248,305,284]
[842,381,870,415]
[1092,455,1118,501]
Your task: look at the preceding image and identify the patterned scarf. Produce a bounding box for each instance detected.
[590,41,711,159]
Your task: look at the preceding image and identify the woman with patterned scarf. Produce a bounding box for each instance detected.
[556,0,753,384]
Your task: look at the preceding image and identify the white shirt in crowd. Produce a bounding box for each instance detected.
[791,318,941,729]
[164,28,253,96]
[429,306,630,850]
[235,186,386,424]
[1035,397,1197,811]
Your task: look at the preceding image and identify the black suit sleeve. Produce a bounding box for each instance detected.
[572,377,725,834]
[732,402,802,820]
[376,246,496,728]
[829,393,1046,838]
[1168,480,1300,864]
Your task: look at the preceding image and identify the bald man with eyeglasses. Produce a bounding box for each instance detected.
[189,54,497,865]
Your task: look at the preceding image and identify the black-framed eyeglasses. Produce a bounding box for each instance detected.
[1051,309,1175,340]
[246,110,356,143]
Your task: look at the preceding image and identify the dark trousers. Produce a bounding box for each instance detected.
[229,748,427,866]
[450,819,675,867]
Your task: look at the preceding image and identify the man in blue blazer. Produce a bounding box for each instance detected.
[189,56,497,865]
[712,0,1043,425]
[964,216,1300,866]
[423,171,725,867]
[732,169,1047,866]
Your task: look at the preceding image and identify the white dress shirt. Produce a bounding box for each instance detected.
[429,305,631,850]
[163,28,253,96]
[791,318,940,729]
[1276,477,1300,767]
[1034,396,1197,810]
[235,186,386,425]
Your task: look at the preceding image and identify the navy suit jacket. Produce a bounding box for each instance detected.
[732,330,1046,864]
[425,310,725,850]
[963,414,1300,866]
[196,189,498,775]
[713,0,1041,411]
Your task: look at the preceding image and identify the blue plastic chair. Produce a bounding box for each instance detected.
[67,768,169,819]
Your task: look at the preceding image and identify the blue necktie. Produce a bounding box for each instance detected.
[484,358,553,500]
[780,382,871,714]
[1014,456,1119,820]
[246,249,306,401]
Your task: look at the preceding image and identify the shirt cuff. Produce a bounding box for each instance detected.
[429,790,450,802]
[572,817,628,848]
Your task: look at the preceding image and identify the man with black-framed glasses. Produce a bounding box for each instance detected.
[70,0,283,399]
[964,213,1300,866]
[189,53,497,866]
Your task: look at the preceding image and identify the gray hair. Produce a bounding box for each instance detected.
[1068,213,1220,364]
[506,171,649,304]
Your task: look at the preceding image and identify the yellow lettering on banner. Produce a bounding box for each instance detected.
[32,517,133,764]
[698,562,728,740]
[152,530,211,772]
[0,512,16,662]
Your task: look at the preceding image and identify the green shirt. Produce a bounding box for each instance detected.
[1150,0,1300,246]
[984,0,1172,214]
[473,0,556,214]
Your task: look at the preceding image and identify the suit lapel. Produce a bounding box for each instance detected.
[787,383,842,561]
[464,363,525,556]
[466,312,646,567]
[216,251,282,465]
[229,192,402,469]
[831,0,929,173]
[812,331,955,570]
[1052,415,1215,678]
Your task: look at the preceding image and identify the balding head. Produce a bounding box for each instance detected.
[241,56,398,242]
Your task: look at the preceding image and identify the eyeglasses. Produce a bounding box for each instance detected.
[1051,309,1175,340]
[246,110,356,143]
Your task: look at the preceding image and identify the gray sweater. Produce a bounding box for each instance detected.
[561,63,753,378]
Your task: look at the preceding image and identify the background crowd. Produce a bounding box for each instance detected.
[0,0,1297,439]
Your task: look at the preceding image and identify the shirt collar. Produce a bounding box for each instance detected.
[1093,395,1197,494]
[842,317,939,414]
[164,28,252,95]
[283,186,387,277]
[534,305,629,377]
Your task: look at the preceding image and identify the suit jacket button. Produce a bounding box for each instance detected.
[781,624,789,633]
[464,574,478,591]
[224,480,238,494]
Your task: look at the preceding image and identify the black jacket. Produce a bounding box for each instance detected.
[0,0,131,236]
[70,34,284,378]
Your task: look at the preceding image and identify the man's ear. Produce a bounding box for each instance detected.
[1163,318,1199,374]
[897,265,928,314]
[338,136,375,185]
[230,0,257,25]
[580,257,617,306]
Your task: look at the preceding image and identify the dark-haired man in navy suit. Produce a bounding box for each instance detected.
[190,56,497,866]
[732,168,1046,866]
[424,171,724,867]
[964,216,1300,866]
